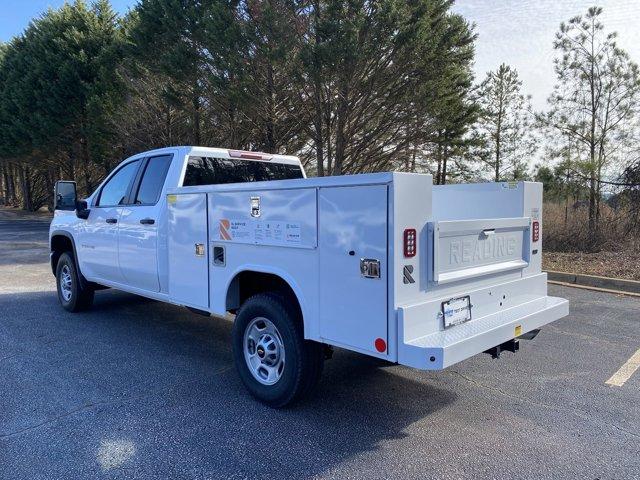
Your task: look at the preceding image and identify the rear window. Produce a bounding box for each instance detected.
[183,156,304,187]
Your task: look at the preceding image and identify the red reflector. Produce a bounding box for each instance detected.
[404,228,417,257]
[375,338,387,353]
[532,221,540,242]
[228,149,272,161]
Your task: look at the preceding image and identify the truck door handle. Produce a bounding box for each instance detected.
[140,218,155,225]
[106,218,118,224]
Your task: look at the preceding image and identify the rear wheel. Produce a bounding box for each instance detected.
[56,252,94,312]
[232,293,323,407]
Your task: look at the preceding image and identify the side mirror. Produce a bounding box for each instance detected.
[54,181,77,211]
[76,199,91,220]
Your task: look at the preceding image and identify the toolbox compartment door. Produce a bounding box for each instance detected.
[318,185,388,354]
[430,217,530,285]
[167,193,209,309]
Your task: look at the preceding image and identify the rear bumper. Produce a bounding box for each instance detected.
[397,286,569,370]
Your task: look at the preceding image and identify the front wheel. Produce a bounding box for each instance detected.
[232,293,323,407]
[56,252,94,312]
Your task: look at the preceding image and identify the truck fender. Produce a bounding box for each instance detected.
[49,230,88,289]
[223,265,310,334]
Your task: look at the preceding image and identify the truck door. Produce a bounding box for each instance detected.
[77,159,141,284]
[118,154,173,292]
[318,185,388,354]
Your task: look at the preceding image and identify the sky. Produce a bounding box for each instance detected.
[0,0,137,42]
[1,0,639,112]
[452,0,640,110]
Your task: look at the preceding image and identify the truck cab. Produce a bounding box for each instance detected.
[50,147,303,297]
[50,146,568,407]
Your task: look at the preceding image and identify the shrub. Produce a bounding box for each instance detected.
[543,202,640,253]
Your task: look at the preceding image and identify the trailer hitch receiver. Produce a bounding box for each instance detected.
[484,339,520,359]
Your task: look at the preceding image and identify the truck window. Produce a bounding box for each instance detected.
[183,156,304,187]
[134,154,172,205]
[97,160,140,207]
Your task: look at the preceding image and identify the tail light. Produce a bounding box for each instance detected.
[404,228,417,257]
[532,221,540,242]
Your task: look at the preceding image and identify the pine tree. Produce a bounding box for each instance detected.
[540,7,640,240]
[474,64,535,182]
[0,0,126,203]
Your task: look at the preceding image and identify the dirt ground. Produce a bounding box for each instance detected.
[0,206,52,221]
[543,251,640,281]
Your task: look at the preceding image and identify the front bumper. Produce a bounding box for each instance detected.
[397,276,569,370]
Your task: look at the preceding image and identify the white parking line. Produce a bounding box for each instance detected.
[606,348,640,387]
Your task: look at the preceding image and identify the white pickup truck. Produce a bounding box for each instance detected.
[50,146,568,406]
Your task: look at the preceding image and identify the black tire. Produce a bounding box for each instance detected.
[232,292,324,407]
[55,252,94,312]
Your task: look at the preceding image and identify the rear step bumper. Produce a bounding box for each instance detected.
[397,295,569,370]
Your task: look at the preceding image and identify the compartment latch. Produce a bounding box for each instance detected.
[360,259,381,279]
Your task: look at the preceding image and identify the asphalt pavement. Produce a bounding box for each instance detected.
[0,210,638,479]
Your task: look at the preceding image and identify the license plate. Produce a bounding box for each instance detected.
[442,296,472,328]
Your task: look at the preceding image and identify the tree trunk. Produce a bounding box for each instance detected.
[588,31,598,239]
[80,137,92,196]
[5,164,17,205]
[495,100,503,182]
[166,106,173,145]
[192,92,201,146]
[265,61,276,153]
[312,0,324,177]
[435,140,442,185]
[313,105,325,176]
[228,105,238,149]
[0,164,7,204]
[45,169,56,212]
[441,143,449,185]
[588,173,597,237]
[494,129,501,181]
[564,166,569,226]
[80,108,94,195]
[332,79,349,176]
[18,164,33,211]
[325,106,333,174]
[595,178,602,227]
[410,147,416,173]
[595,150,604,227]
[314,105,324,176]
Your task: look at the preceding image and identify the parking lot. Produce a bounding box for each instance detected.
[0,210,638,479]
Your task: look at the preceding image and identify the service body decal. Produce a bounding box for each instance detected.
[218,218,301,246]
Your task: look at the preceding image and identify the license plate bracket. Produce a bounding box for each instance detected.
[442,295,472,328]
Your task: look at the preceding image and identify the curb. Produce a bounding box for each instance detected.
[546,270,640,296]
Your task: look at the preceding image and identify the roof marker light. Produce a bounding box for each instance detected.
[228,150,273,161]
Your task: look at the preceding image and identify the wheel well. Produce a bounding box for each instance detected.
[226,271,302,318]
[50,234,74,274]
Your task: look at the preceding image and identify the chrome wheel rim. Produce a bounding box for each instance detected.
[60,265,73,302]
[243,317,285,386]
